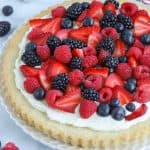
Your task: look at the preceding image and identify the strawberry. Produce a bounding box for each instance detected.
[98,49,110,64]
[103,3,116,14]
[72,48,84,58]
[140,53,150,67]
[20,65,39,77]
[24,77,40,93]
[2,142,19,150]
[54,87,81,113]
[36,45,50,61]
[69,26,100,43]
[41,58,54,71]
[79,99,97,119]
[52,6,66,18]
[76,9,88,25]
[29,18,51,28]
[144,46,150,54]
[128,56,138,68]
[84,67,109,78]
[83,47,96,56]
[133,38,144,50]
[113,39,126,57]
[125,104,148,121]
[132,10,149,21]
[112,86,132,105]
[120,2,138,17]
[105,73,123,88]
[137,78,150,87]
[55,29,71,40]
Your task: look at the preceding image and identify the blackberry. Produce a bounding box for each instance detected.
[65,2,83,20]
[103,56,119,69]
[21,50,41,67]
[82,87,99,101]
[100,11,117,28]
[62,38,86,49]
[61,18,73,29]
[0,21,11,37]
[2,5,13,16]
[51,73,69,92]
[104,0,119,9]
[96,37,115,54]
[46,36,61,54]
[69,57,83,70]
[117,14,133,29]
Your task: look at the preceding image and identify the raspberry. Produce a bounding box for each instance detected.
[116,63,132,80]
[54,45,72,63]
[99,87,112,103]
[140,53,150,67]
[2,142,19,150]
[82,55,98,68]
[98,49,110,64]
[127,47,142,61]
[24,77,40,93]
[69,69,84,86]
[52,6,66,18]
[134,65,150,79]
[144,46,150,54]
[84,75,103,90]
[36,45,50,61]
[101,27,118,40]
[83,47,96,56]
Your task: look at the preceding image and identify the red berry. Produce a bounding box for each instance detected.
[133,38,144,50]
[133,65,150,79]
[128,56,138,68]
[79,99,97,119]
[37,45,50,61]
[2,142,19,150]
[140,53,150,67]
[144,46,150,54]
[84,75,103,90]
[98,49,110,64]
[54,45,72,63]
[99,87,112,103]
[103,2,116,14]
[116,63,132,80]
[120,2,138,16]
[24,77,40,93]
[82,55,98,68]
[101,27,118,40]
[52,6,66,18]
[69,69,84,86]
[132,10,149,21]
[83,47,96,56]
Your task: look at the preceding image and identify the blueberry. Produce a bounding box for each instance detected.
[127,78,137,85]
[115,22,124,33]
[109,67,115,73]
[122,29,133,36]
[111,106,125,121]
[125,79,136,93]
[126,102,136,112]
[25,42,37,52]
[110,98,120,107]
[140,34,150,45]
[61,18,73,29]
[33,88,45,100]
[121,33,134,46]
[2,5,13,16]
[118,56,127,63]
[83,17,94,27]
[97,103,110,117]
[82,2,90,9]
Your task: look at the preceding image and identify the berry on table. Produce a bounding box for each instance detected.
[33,88,45,100]
[97,103,110,117]
[0,21,11,37]
[126,102,136,112]
[2,5,13,16]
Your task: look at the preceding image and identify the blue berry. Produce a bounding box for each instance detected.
[82,2,90,9]
[118,56,127,63]
[110,98,120,107]
[140,34,150,45]
[33,88,45,100]
[127,78,137,85]
[115,22,124,33]
[97,103,110,117]
[61,18,73,29]
[126,103,136,112]
[25,42,37,52]
[2,5,13,16]
[125,79,136,93]
[83,17,94,27]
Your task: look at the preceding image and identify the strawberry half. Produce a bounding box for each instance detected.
[128,56,138,68]
[72,48,84,58]
[76,9,88,25]
[55,29,71,40]
[125,104,148,121]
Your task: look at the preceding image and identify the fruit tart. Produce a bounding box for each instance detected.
[1,0,150,149]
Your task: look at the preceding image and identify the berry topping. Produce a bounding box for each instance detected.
[140,53,150,67]
[98,49,110,64]
[125,79,136,93]
[140,34,150,45]
[52,6,66,18]
[2,142,19,150]
[61,18,73,29]
[51,73,69,92]
[104,0,119,9]
[125,102,136,112]
[82,2,90,9]
[114,22,124,33]
[97,103,110,117]
[72,48,84,58]
[54,45,72,63]
[33,87,45,100]
[83,17,94,27]
[2,5,13,16]
[118,56,127,63]
[110,98,120,107]
[0,21,11,37]
[83,47,96,57]
[82,87,99,101]
[69,57,83,70]
[80,99,97,119]
[103,3,116,14]
[25,42,37,52]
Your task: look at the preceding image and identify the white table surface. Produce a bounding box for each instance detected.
[0,0,65,149]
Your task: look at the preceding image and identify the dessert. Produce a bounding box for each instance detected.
[1,0,150,148]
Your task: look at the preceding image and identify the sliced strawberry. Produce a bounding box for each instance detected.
[55,87,81,113]
[72,49,84,58]
[112,86,132,105]
[79,99,97,119]
[41,58,54,71]
[132,10,149,21]
[20,65,39,77]
[125,104,148,121]
[84,67,109,78]
[113,39,126,57]
[55,29,71,40]
[133,38,144,50]
[40,17,61,34]
[128,56,138,68]
[29,18,51,28]
[103,2,116,14]
[38,69,50,91]
[76,9,88,25]
[69,26,100,43]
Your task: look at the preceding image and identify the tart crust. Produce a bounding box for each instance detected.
[1,0,150,148]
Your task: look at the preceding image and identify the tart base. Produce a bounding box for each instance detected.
[1,0,150,149]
